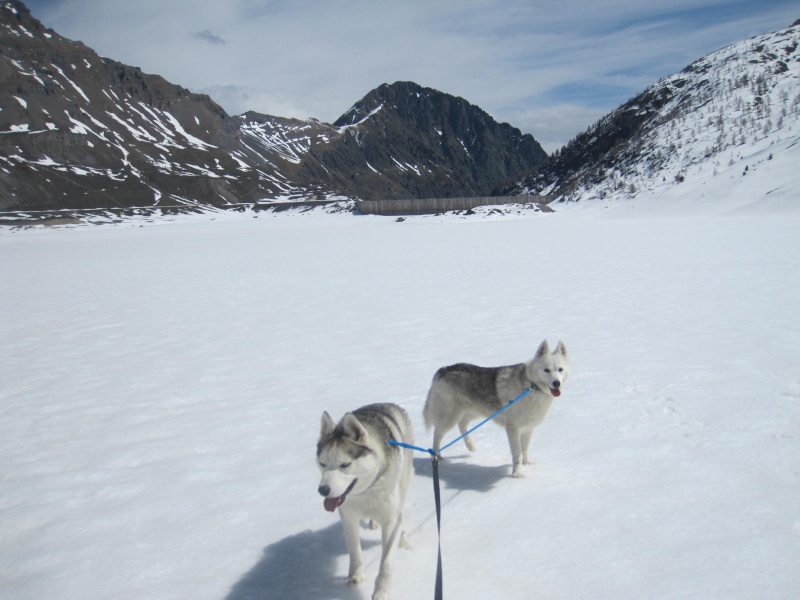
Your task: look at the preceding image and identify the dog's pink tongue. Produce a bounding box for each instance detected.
[323,496,342,512]
[551,388,561,397]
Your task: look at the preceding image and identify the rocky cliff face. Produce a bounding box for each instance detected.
[317,81,547,200]
[0,1,547,214]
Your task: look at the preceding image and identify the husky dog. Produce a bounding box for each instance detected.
[317,403,413,600]
[423,340,569,478]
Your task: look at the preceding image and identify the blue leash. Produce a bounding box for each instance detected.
[388,384,535,600]
[440,384,535,453]
[389,383,535,456]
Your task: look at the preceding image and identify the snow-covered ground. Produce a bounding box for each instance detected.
[2,192,799,600]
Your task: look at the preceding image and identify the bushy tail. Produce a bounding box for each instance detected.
[422,382,437,432]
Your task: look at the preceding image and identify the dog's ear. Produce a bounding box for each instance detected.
[554,340,568,357]
[341,412,368,442]
[320,411,336,438]
[535,339,550,357]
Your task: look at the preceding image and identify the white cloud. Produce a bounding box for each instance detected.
[511,105,609,155]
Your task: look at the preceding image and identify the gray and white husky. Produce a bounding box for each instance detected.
[317,403,413,600]
[423,340,569,478]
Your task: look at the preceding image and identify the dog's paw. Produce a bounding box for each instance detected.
[372,590,390,600]
[511,469,527,479]
[522,457,534,465]
[346,569,366,585]
[399,532,412,550]
[367,519,379,530]
[464,437,476,452]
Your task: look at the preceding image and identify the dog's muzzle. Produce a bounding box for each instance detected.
[319,478,358,512]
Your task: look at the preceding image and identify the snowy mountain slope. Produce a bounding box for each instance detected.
[231,113,345,200]
[0,1,546,215]
[510,21,800,207]
[0,1,280,210]
[236,113,338,167]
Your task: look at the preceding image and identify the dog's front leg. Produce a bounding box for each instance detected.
[521,428,534,465]
[339,509,366,584]
[372,516,403,600]
[505,426,525,478]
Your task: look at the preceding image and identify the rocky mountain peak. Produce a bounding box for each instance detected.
[323,81,547,199]
[2,0,48,33]
[336,80,523,142]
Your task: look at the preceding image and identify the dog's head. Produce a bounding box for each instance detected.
[526,339,570,397]
[316,411,379,512]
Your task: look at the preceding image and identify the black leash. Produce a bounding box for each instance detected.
[388,441,445,598]
[432,455,443,600]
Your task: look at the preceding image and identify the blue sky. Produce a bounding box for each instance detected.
[23,0,799,152]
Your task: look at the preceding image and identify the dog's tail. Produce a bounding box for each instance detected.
[422,373,441,432]
[422,397,432,432]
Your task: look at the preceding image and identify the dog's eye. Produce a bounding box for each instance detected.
[319,462,327,468]
[544,368,551,373]
[558,368,563,372]
[340,462,351,469]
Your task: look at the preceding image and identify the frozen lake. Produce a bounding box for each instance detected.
[2,201,799,599]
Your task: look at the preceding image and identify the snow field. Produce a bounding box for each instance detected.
[1,204,799,600]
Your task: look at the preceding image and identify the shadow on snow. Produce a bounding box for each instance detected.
[225,522,379,600]
[412,456,509,493]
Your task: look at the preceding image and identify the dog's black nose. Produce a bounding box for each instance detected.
[318,485,331,497]
[552,381,561,388]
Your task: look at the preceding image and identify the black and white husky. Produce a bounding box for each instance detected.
[317,403,413,600]
[423,340,570,478]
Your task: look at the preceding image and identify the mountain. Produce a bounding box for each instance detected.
[0,1,269,212]
[507,21,800,204]
[320,81,547,200]
[0,1,546,215]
